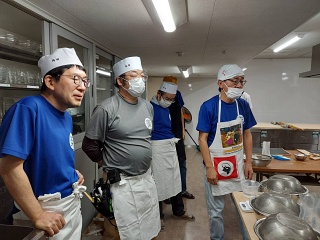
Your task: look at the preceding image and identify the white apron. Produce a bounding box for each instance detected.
[111,168,160,240]
[13,182,86,240]
[208,98,245,196]
[151,138,182,201]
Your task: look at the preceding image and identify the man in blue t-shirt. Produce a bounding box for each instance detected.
[151,81,195,230]
[197,64,256,240]
[0,48,88,239]
[163,76,195,200]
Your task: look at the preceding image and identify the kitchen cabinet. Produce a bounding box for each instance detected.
[0,1,100,230]
[95,48,114,105]
[0,1,44,223]
[252,123,320,150]
[0,1,43,124]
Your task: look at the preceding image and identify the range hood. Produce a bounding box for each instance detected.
[299,43,320,78]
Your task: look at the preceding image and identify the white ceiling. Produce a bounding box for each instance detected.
[17,0,320,93]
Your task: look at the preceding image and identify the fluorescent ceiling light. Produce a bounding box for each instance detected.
[152,0,176,32]
[182,70,189,78]
[96,69,111,76]
[273,36,302,53]
[179,66,192,78]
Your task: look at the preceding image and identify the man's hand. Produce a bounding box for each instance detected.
[34,211,66,237]
[206,166,218,185]
[244,162,253,180]
[76,170,84,185]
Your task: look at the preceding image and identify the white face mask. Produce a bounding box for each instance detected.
[223,82,243,100]
[158,97,172,108]
[122,77,145,97]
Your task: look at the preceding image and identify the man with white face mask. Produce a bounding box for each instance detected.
[197,64,256,240]
[82,56,160,240]
[150,82,195,230]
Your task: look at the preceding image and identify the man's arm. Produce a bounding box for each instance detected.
[82,136,103,165]
[198,131,218,185]
[0,155,65,237]
[243,129,253,180]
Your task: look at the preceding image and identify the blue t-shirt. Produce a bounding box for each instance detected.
[197,95,257,147]
[151,102,174,140]
[0,94,78,198]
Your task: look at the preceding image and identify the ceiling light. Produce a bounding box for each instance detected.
[273,35,302,53]
[96,68,111,76]
[182,70,189,78]
[178,66,192,78]
[188,84,192,87]
[151,0,176,32]
[242,68,247,71]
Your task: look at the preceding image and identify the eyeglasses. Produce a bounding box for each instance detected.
[124,71,148,82]
[224,77,247,86]
[162,96,175,103]
[60,74,91,88]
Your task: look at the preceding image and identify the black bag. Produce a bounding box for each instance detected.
[91,178,114,220]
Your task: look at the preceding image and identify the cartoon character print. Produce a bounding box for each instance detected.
[220,124,242,148]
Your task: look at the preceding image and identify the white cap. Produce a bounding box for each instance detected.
[217,64,244,81]
[160,82,178,94]
[113,56,143,78]
[38,48,83,78]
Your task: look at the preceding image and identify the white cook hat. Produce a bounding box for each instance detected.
[217,64,244,81]
[38,48,83,78]
[160,82,178,94]
[113,56,143,78]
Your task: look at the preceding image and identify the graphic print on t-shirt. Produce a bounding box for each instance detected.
[69,133,74,150]
[220,123,242,148]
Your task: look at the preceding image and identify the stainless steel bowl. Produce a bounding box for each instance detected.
[294,153,307,161]
[249,192,300,219]
[260,175,309,196]
[252,154,272,167]
[254,213,320,240]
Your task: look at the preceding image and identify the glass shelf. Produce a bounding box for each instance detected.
[0,83,40,89]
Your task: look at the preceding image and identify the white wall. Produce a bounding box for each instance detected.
[148,58,320,146]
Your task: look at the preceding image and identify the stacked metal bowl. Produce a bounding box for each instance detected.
[250,192,300,219]
[252,154,272,167]
[260,175,308,201]
[254,213,320,240]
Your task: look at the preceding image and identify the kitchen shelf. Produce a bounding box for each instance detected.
[0,40,41,66]
[0,83,39,89]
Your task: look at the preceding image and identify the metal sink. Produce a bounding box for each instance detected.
[0,224,47,240]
